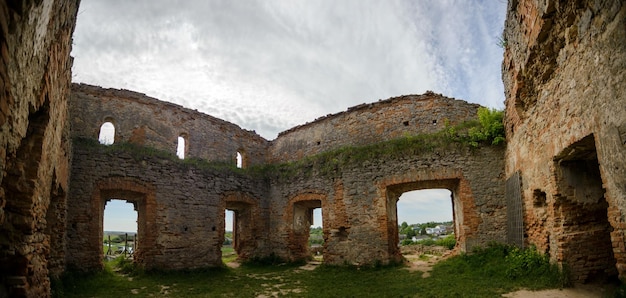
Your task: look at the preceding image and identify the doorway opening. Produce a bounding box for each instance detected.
[223,209,238,263]
[222,201,255,263]
[395,189,455,262]
[554,135,617,283]
[386,180,461,262]
[103,199,138,259]
[292,200,323,261]
[308,208,324,261]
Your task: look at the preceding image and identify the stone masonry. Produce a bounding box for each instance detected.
[502,0,626,283]
[0,0,79,297]
[67,84,506,269]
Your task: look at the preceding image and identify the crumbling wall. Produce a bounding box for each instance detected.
[269,93,480,163]
[67,87,507,270]
[503,0,626,282]
[67,141,270,271]
[263,94,505,264]
[0,0,79,297]
[71,83,269,167]
[268,145,506,265]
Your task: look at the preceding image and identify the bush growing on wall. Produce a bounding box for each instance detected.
[468,107,505,147]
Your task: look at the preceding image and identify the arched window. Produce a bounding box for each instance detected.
[236,152,243,168]
[176,135,186,159]
[98,122,115,145]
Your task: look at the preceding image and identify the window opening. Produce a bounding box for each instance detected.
[236,151,243,168]
[103,199,137,258]
[176,136,186,159]
[98,122,115,145]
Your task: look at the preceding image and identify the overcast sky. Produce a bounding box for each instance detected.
[74,1,507,232]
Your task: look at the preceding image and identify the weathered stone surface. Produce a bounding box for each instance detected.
[0,0,79,297]
[66,87,506,269]
[503,0,626,283]
[70,84,269,167]
[270,92,481,163]
[67,145,270,271]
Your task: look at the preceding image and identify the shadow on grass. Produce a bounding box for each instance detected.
[54,244,573,298]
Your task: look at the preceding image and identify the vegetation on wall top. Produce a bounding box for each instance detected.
[262,107,505,179]
[73,108,505,180]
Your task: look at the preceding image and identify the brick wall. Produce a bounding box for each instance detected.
[503,0,626,282]
[0,0,79,297]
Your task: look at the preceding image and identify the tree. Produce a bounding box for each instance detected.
[406,228,416,238]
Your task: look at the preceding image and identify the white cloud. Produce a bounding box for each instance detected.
[74,1,506,224]
[397,189,453,224]
[72,0,506,139]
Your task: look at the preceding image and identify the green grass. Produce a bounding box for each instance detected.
[54,244,571,298]
[221,246,238,264]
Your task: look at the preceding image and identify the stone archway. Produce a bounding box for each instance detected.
[92,178,157,269]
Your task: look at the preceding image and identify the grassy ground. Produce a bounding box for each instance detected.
[221,245,238,264]
[53,244,572,297]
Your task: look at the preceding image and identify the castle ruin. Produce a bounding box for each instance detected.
[1,0,625,296]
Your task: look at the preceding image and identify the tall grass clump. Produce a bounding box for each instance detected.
[430,243,568,293]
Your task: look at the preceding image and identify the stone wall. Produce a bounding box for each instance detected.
[502,0,626,283]
[67,141,270,271]
[71,83,269,167]
[268,145,507,265]
[269,92,480,163]
[0,0,79,297]
[67,86,507,269]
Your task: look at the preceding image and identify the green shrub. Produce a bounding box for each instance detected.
[400,239,413,246]
[435,234,456,250]
[468,107,505,147]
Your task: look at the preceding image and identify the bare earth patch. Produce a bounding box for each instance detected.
[502,284,617,298]
[403,254,441,277]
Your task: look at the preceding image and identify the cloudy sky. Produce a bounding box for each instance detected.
[74,0,507,232]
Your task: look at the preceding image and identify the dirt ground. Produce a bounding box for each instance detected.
[502,284,617,298]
